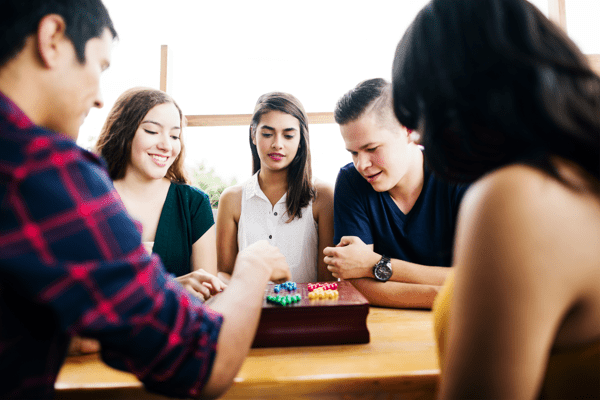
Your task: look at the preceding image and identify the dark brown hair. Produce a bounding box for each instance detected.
[335,78,398,131]
[96,87,189,183]
[0,0,117,68]
[392,0,600,186]
[250,92,315,222]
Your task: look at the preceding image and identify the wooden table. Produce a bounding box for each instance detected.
[55,307,440,400]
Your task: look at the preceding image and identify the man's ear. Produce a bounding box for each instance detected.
[37,14,68,68]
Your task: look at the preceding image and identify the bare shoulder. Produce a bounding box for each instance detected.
[457,163,600,282]
[464,163,599,226]
[217,184,243,220]
[312,179,334,215]
[312,179,334,204]
[220,184,243,198]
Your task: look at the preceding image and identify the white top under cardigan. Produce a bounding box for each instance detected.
[238,172,319,283]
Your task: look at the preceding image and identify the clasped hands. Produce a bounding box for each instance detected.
[323,236,381,280]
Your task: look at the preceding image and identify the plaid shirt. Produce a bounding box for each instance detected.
[0,92,223,399]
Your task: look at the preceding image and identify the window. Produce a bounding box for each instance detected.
[82,0,598,185]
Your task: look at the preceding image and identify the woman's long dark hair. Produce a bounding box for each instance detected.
[249,92,315,222]
[96,87,189,183]
[392,0,600,187]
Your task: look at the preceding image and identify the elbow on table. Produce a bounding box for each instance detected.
[200,372,235,399]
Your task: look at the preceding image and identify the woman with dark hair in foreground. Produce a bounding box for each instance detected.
[392,0,599,398]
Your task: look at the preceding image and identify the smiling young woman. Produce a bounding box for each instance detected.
[96,87,224,301]
[216,92,335,284]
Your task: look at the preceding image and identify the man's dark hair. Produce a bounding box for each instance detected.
[392,0,600,185]
[334,78,395,127]
[0,0,117,67]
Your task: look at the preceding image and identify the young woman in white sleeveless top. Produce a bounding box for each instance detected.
[217,92,335,283]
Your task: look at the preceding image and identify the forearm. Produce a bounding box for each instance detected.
[191,226,217,275]
[390,260,452,286]
[216,245,237,275]
[201,262,271,397]
[349,278,441,309]
[342,247,451,286]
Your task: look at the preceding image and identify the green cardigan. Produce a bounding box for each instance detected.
[152,183,214,277]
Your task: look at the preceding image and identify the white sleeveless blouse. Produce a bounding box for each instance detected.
[238,172,319,283]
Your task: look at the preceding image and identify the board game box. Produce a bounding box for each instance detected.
[251,280,370,348]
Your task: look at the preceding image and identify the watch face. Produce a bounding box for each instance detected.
[374,260,392,281]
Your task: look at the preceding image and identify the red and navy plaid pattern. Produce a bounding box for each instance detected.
[0,92,223,399]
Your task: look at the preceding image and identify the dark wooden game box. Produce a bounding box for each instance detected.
[251,280,370,348]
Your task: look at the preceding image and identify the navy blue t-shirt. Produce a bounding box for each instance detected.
[333,162,468,267]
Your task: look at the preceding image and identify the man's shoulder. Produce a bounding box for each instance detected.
[334,163,381,213]
[1,123,105,173]
[336,162,369,187]
[338,162,359,177]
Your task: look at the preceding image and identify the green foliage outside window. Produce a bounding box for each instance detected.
[188,163,237,209]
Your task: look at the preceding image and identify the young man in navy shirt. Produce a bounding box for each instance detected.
[0,1,289,398]
[324,78,468,308]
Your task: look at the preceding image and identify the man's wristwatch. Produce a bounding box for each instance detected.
[373,255,392,282]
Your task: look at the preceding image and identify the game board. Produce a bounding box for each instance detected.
[252,280,370,348]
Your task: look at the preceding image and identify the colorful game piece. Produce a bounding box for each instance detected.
[266,292,302,307]
[307,282,339,300]
[256,281,370,348]
[274,281,298,294]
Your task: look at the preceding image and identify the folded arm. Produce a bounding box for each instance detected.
[324,236,449,308]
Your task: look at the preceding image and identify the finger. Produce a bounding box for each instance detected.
[327,257,340,268]
[201,281,214,291]
[274,269,291,284]
[79,338,101,353]
[184,285,205,301]
[202,281,225,295]
[339,236,355,246]
[325,250,340,261]
[199,275,223,293]
[209,276,227,292]
[184,280,211,300]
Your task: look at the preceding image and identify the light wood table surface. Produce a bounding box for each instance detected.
[55,307,440,400]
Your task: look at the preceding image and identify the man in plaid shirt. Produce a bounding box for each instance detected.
[0,1,291,398]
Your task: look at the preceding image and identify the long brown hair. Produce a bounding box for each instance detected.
[96,87,189,183]
[249,92,315,221]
